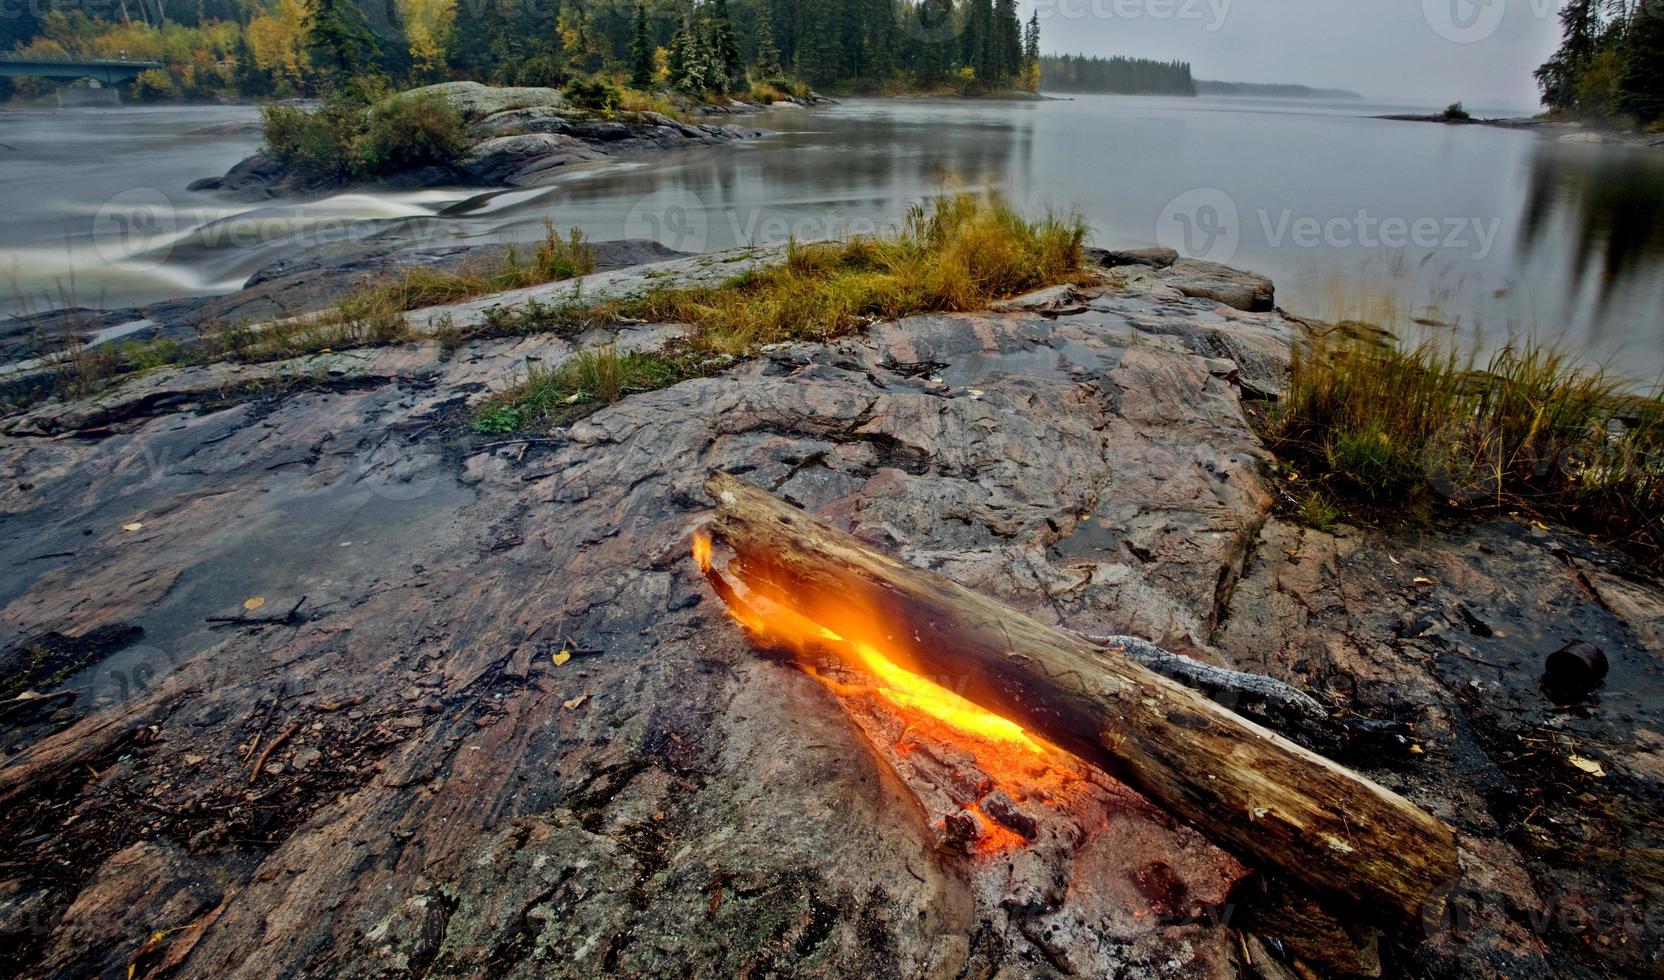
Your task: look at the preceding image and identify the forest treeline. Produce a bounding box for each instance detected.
[1038,53,1193,95]
[1,0,1055,100]
[1536,0,1664,128]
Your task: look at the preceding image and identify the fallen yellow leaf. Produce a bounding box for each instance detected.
[243,597,266,611]
[122,522,144,532]
[1568,755,1606,777]
[1413,577,1435,586]
[563,694,588,710]
[552,650,572,667]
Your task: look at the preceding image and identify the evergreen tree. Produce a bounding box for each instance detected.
[232,30,271,95]
[707,0,744,87]
[1536,0,1606,111]
[962,0,995,85]
[1021,10,1040,93]
[368,0,412,81]
[858,0,899,83]
[669,12,724,94]
[306,0,378,77]
[993,0,1020,82]
[910,0,954,84]
[795,0,841,86]
[667,15,693,86]
[1618,1,1664,124]
[752,0,784,81]
[631,3,656,88]
[448,0,509,79]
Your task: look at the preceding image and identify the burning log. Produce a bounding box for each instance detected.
[701,472,1458,924]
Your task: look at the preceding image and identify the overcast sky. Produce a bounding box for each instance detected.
[1026,0,1564,111]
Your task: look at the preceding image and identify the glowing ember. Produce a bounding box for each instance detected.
[693,530,1073,853]
[848,638,1045,754]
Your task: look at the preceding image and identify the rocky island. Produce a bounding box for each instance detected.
[190,80,829,200]
[0,224,1658,978]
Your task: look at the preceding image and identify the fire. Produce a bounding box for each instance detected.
[848,638,1045,754]
[693,530,1068,852]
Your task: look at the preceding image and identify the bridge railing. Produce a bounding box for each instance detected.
[0,54,164,67]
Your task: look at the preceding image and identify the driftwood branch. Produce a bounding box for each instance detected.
[703,472,1458,924]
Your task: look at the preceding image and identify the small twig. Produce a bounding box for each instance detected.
[1452,649,1512,670]
[248,722,299,784]
[315,695,365,713]
[474,437,565,453]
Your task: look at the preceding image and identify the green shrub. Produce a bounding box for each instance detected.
[132,68,178,102]
[518,54,571,89]
[263,89,468,185]
[349,93,469,180]
[564,76,621,112]
[1442,101,1471,121]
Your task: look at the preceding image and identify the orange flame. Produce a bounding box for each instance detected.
[693,530,1067,852]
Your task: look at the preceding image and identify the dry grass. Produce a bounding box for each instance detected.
[616,88,683,118]
[5,223,596,412]
[1270,332,1664,567]
[626,193,1086,356]
[474,193,1086,432]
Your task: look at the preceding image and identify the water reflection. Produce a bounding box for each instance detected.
[1516,142,1664,348]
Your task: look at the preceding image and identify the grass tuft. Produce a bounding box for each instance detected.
[1269,332,1664,568]
[473,346,685,433]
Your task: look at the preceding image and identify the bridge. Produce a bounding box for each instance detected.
[0,55,163,85]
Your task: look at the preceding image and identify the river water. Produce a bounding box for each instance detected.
[2,94,1661,378]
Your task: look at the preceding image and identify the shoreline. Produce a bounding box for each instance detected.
[1378,111,1664,148]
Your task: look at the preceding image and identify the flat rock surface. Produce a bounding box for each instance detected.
[0,238,686,369]
[0,274,1658,978]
